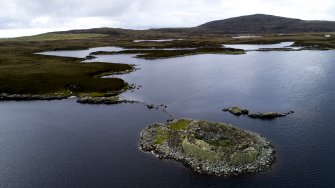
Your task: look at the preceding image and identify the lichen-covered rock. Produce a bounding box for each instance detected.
[139,119,275,176]
[223,107,249,116]
[223,106,294,120]
[248,111,294,119]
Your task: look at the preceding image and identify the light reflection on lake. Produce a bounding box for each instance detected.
[2,46,335,187]
[224,42,296,50]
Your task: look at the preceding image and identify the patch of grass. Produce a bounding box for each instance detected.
[224,107,249,115]
[229,148,259,165]
[154,128,169,145]
[229,107,243,113]
[182,138,220,162]
[89,92,108,97]
[170,119,192,131]
[50,90,73,97]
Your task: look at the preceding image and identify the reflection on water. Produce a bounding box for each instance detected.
[37,46,124,58]
[1,46,335,187]
[224,42,296,50]
[133,39,184,42]
[232,35,261,39]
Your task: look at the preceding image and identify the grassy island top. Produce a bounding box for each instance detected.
[140,119,275,176]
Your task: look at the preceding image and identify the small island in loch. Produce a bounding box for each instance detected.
[223,107,294,120]
[139,119,275,176]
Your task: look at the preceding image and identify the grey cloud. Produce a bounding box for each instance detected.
[0,0,335,31]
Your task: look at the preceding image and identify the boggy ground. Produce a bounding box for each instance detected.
[0,30,334,98]
[0,36,132,97]
[140,119,275,176]
[90,47,245,59]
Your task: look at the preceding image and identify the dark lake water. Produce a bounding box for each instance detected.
[2,45,335,187]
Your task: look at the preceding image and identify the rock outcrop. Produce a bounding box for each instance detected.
[223,107,249,116]
[248,111,294,119]
[76,95,122,104]
[223,106,294,120]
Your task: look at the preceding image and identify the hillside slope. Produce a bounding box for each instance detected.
[195,14,335,34]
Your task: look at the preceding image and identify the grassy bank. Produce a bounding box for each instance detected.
[0,34,132,96]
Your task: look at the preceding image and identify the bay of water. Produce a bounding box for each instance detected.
[1,46,335,187]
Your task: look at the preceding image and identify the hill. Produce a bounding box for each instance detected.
[195,14,335,34]
[8,14,335,41]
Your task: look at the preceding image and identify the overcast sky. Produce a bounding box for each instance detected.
[1,0,335,37]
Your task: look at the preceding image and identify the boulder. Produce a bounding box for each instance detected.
[248,111,294,119]
[223,107,249,116]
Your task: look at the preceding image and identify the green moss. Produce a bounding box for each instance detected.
[89,92,107,97]
[170,119,192,131]
[50,90,73,97]
[230,107,243,114]
[229,148,259,165]
[182,138,220,162]
[154,128,169,145]
[224,107,249,115]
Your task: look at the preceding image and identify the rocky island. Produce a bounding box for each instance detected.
[223,107,249,115]
[139,119,275,176]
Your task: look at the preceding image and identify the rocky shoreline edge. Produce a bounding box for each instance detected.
[0,93,67,101]
[139,119,275,176]
[0,93,174,118]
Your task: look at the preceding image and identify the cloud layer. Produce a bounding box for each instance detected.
[1,0,335,37]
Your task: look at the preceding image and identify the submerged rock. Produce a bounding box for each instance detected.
[84,55,96,60]
[146,104,155,109]
[248,111,294,119]
[223,107,249,116]
[139,119,275,176]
